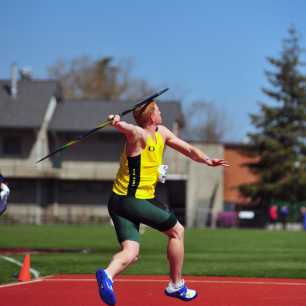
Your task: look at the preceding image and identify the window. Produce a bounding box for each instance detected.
[2,136,22,156]
[59,181,78,192]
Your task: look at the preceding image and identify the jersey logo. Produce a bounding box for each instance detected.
[148,146,155,152]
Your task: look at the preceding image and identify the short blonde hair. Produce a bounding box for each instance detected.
[133,100,156,127]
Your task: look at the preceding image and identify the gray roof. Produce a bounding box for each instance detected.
[49,99,184,132]
[0,79,60,129]
[0,79,184,132]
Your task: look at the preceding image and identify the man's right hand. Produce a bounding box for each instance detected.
[108,114,120,126]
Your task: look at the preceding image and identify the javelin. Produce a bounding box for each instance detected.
[36,88,169,164]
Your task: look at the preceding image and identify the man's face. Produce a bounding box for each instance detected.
[151,104,162,124]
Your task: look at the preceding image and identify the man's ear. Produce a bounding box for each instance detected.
[150,113,155,122]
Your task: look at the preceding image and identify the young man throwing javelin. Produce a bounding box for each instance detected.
[96,101,229,305]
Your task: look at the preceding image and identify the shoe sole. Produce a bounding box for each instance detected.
[165,290,198,302]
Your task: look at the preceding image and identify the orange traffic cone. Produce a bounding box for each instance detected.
[18,254,31,282]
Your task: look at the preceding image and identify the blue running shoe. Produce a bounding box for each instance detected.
[165,281,198,302]
[96,269,116,306]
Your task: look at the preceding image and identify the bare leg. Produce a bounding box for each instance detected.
[163,222,197,301]
[163,222,185,284]
[105,240,139,279]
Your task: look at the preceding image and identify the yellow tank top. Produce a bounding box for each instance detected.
[112,131,165,199]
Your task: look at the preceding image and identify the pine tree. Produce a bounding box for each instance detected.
[240,27,306,207]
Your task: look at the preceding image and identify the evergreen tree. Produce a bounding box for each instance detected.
[240,27,306,207]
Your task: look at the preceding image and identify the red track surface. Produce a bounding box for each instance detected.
[1,274,306,306]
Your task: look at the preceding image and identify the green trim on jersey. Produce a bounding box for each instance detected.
[112,131,165,199]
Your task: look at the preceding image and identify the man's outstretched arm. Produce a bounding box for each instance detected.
[159,126,229,167]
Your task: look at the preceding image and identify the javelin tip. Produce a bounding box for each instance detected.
[157,88,169,95]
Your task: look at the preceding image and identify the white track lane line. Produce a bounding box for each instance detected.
[0,255,40,279]
[44,278,306,287]
[0,279,42,289]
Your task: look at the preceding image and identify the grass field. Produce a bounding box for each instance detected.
[0,224,306,284]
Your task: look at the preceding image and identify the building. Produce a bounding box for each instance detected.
[0,71,225,227]
[224,143,258,206]
[223,143,263,227]
[224,143,257,205]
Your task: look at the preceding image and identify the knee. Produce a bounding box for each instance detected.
[119,240,140,266]
[131,253,139,264]
[176,223,185,239]
[125,249,139,265]
[166,222,184,240]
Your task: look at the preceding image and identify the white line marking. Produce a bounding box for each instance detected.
[44,278,306,287]
[0,255,40,279]
[0,279,42,289]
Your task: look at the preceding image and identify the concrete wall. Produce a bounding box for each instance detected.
[186,143,224,228]
[31,96,57,163]
[5,203,110,224]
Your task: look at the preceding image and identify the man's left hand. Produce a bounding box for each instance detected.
[206,159,230,167]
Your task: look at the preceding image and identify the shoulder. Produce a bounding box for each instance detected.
[157,125,173,140]
[125,124,146,144]
[157,125,182,145]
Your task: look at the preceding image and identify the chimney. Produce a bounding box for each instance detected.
[11,63,18,98]
[20,67,33,81]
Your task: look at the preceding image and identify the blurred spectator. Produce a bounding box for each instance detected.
[279,206,289,230]
[269,205,278,228]
[216,211,237,228]
[300,207,306,231]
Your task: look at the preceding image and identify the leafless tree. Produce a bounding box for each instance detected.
[48,55,154,100]
[184,100,229,142]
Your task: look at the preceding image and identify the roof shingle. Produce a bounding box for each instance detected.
[0,80,60,129]
[49,99,184,132]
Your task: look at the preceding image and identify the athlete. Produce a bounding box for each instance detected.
[0,174,10,216]
[96,101,229,305]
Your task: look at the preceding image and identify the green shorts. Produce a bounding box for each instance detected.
[108,192,178,243]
